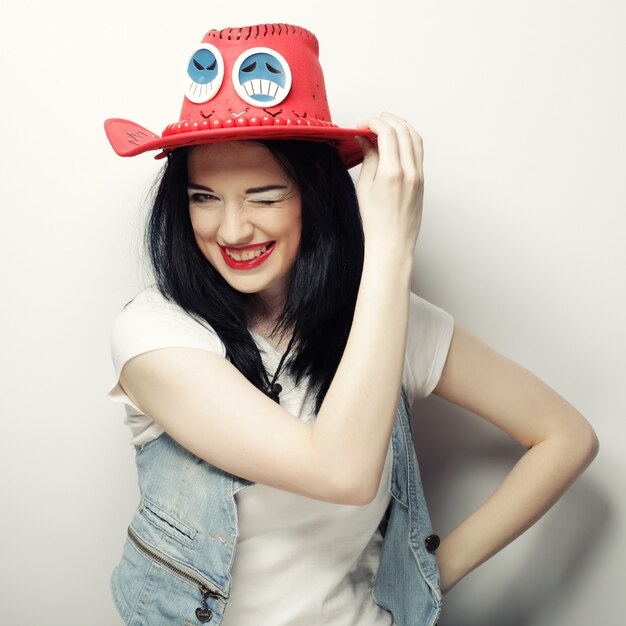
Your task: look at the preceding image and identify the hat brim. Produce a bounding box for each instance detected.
[105,118,376,169]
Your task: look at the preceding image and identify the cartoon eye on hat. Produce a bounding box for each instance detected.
[183,43,225,104]
[232,47,292,107]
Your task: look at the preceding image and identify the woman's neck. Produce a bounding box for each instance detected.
[248,295,291,351]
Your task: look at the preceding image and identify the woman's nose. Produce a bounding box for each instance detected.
[219,203,254,244]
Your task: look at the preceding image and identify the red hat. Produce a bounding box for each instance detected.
[104,23,375,168]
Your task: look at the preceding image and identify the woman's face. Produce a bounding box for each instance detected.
[187,141,302,307]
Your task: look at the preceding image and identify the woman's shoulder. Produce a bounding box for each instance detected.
[111,284,226,359]
[404,291,454,402]
[407,291,454,339]
[118,284,204,325]
[120,284,183,314]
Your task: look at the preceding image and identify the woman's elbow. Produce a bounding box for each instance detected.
[325,471,380,506]
[579,422,600,465]
[339,485,378,506]
[560,418,600,471]
[346,483,379,506]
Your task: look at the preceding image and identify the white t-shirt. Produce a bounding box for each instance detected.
[107,285,454,626]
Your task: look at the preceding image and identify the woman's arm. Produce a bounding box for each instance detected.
[432,322,599,594]
[120,112,423,505]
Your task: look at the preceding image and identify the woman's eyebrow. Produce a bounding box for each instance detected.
[187,183,289,194]
[245,185,289,194]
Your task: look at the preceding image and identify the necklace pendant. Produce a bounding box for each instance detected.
[266,383,282,404]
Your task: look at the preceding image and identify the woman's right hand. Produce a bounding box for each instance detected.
[355,112,424,258]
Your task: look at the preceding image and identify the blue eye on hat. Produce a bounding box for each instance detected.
[183,44,225,104]
[232,47,292,107]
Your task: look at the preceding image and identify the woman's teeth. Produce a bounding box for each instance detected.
[226,244,269,261]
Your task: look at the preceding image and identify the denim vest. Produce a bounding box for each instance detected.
[111,390,442,625]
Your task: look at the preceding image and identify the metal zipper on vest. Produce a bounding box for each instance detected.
[127,526,224,623]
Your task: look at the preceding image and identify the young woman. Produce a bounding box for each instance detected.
[105,23,598,626]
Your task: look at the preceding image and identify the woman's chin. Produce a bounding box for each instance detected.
[220,273,273,296]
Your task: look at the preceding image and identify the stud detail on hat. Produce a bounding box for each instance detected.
[183,43,225,104]
[160,114,338,138]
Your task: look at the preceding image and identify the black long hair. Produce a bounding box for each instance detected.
[146,139,364,412]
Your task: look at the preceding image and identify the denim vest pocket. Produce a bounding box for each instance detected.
[139,496,197,548]
[112,528,226,626]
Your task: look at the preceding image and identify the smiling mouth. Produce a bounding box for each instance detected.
[219,241,276,269]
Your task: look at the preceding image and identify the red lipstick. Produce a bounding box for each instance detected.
[219,241,275,270]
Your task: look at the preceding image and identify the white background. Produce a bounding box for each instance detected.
[1,1,624,624]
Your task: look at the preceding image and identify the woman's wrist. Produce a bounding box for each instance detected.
[362,241,415,287]
[437,537,467,595]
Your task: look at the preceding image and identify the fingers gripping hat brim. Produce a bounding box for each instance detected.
[104,24,376,169]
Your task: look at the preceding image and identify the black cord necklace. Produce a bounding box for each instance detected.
[260,333,297,404]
